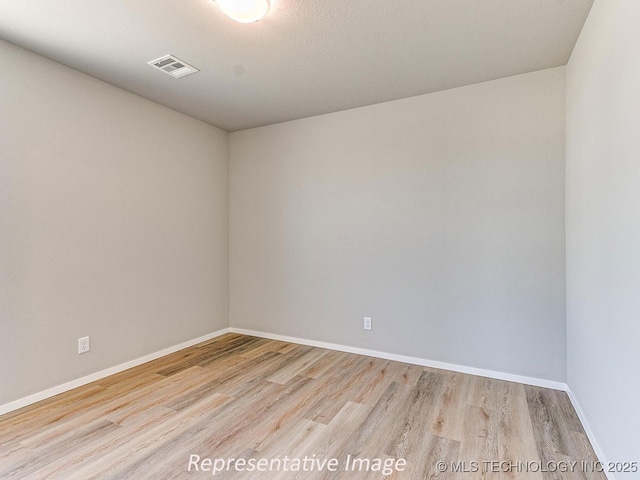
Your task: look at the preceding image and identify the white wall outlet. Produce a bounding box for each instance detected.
[78,336,90,354]
[364,317,372,331]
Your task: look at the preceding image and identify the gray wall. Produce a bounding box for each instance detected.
[0,40,229,404]
[566,0,640,466]
[230,67,567,381]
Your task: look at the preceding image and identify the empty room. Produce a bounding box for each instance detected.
[0,0,638,478]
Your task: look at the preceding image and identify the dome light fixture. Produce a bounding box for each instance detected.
[215,0,270,23]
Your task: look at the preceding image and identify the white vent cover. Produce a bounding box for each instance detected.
[148,54,199,78]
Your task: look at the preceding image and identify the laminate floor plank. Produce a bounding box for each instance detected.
[64,392,233,480]
[265,347,330,385]
[457,404,500,480]
[396,363,426,388]
[18,366,211,449]
[498,384,544,480]
[0,334,606,480]
[301,354,390,425]
[525,387,603,480]
[238,339,299,359]
[110,378,309,480]
[383,370,446,459]
[190,376,317,457]
[156,336,265,376]
[196,337,273,370]
[430,371,474,442]
[29,411,175,480]
[330,380,409,462]
[299,350,349,379]
[0,384,109,445]
[348,357,396,405]
[255,417,327,462]
[302,401,374,480]
[409,433,461,480]
[0,419,120,479]
[162,354,280,411]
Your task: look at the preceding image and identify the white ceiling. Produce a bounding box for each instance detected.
[0,0,593,132]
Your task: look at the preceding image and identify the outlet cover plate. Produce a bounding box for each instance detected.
[78,336,90,354]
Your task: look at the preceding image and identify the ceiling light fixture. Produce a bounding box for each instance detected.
[215,0,270,23]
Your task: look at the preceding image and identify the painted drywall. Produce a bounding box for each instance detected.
[566,0,640,469]
[0,40,229,405]
[230,67,567,381]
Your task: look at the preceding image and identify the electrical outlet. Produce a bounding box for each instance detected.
[364,317,372,331]
[78,336,90,354]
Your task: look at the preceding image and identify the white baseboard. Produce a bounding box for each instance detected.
[229,327,568,391]
[232,326,612,479]
[3,324,612,480]
[0,328,231,416]
[566,388,616,480]
[0,325,568,414]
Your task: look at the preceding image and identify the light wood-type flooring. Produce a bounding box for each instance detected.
[0,334,605,479]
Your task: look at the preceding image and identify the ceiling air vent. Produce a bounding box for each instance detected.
[148,54,199,78]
